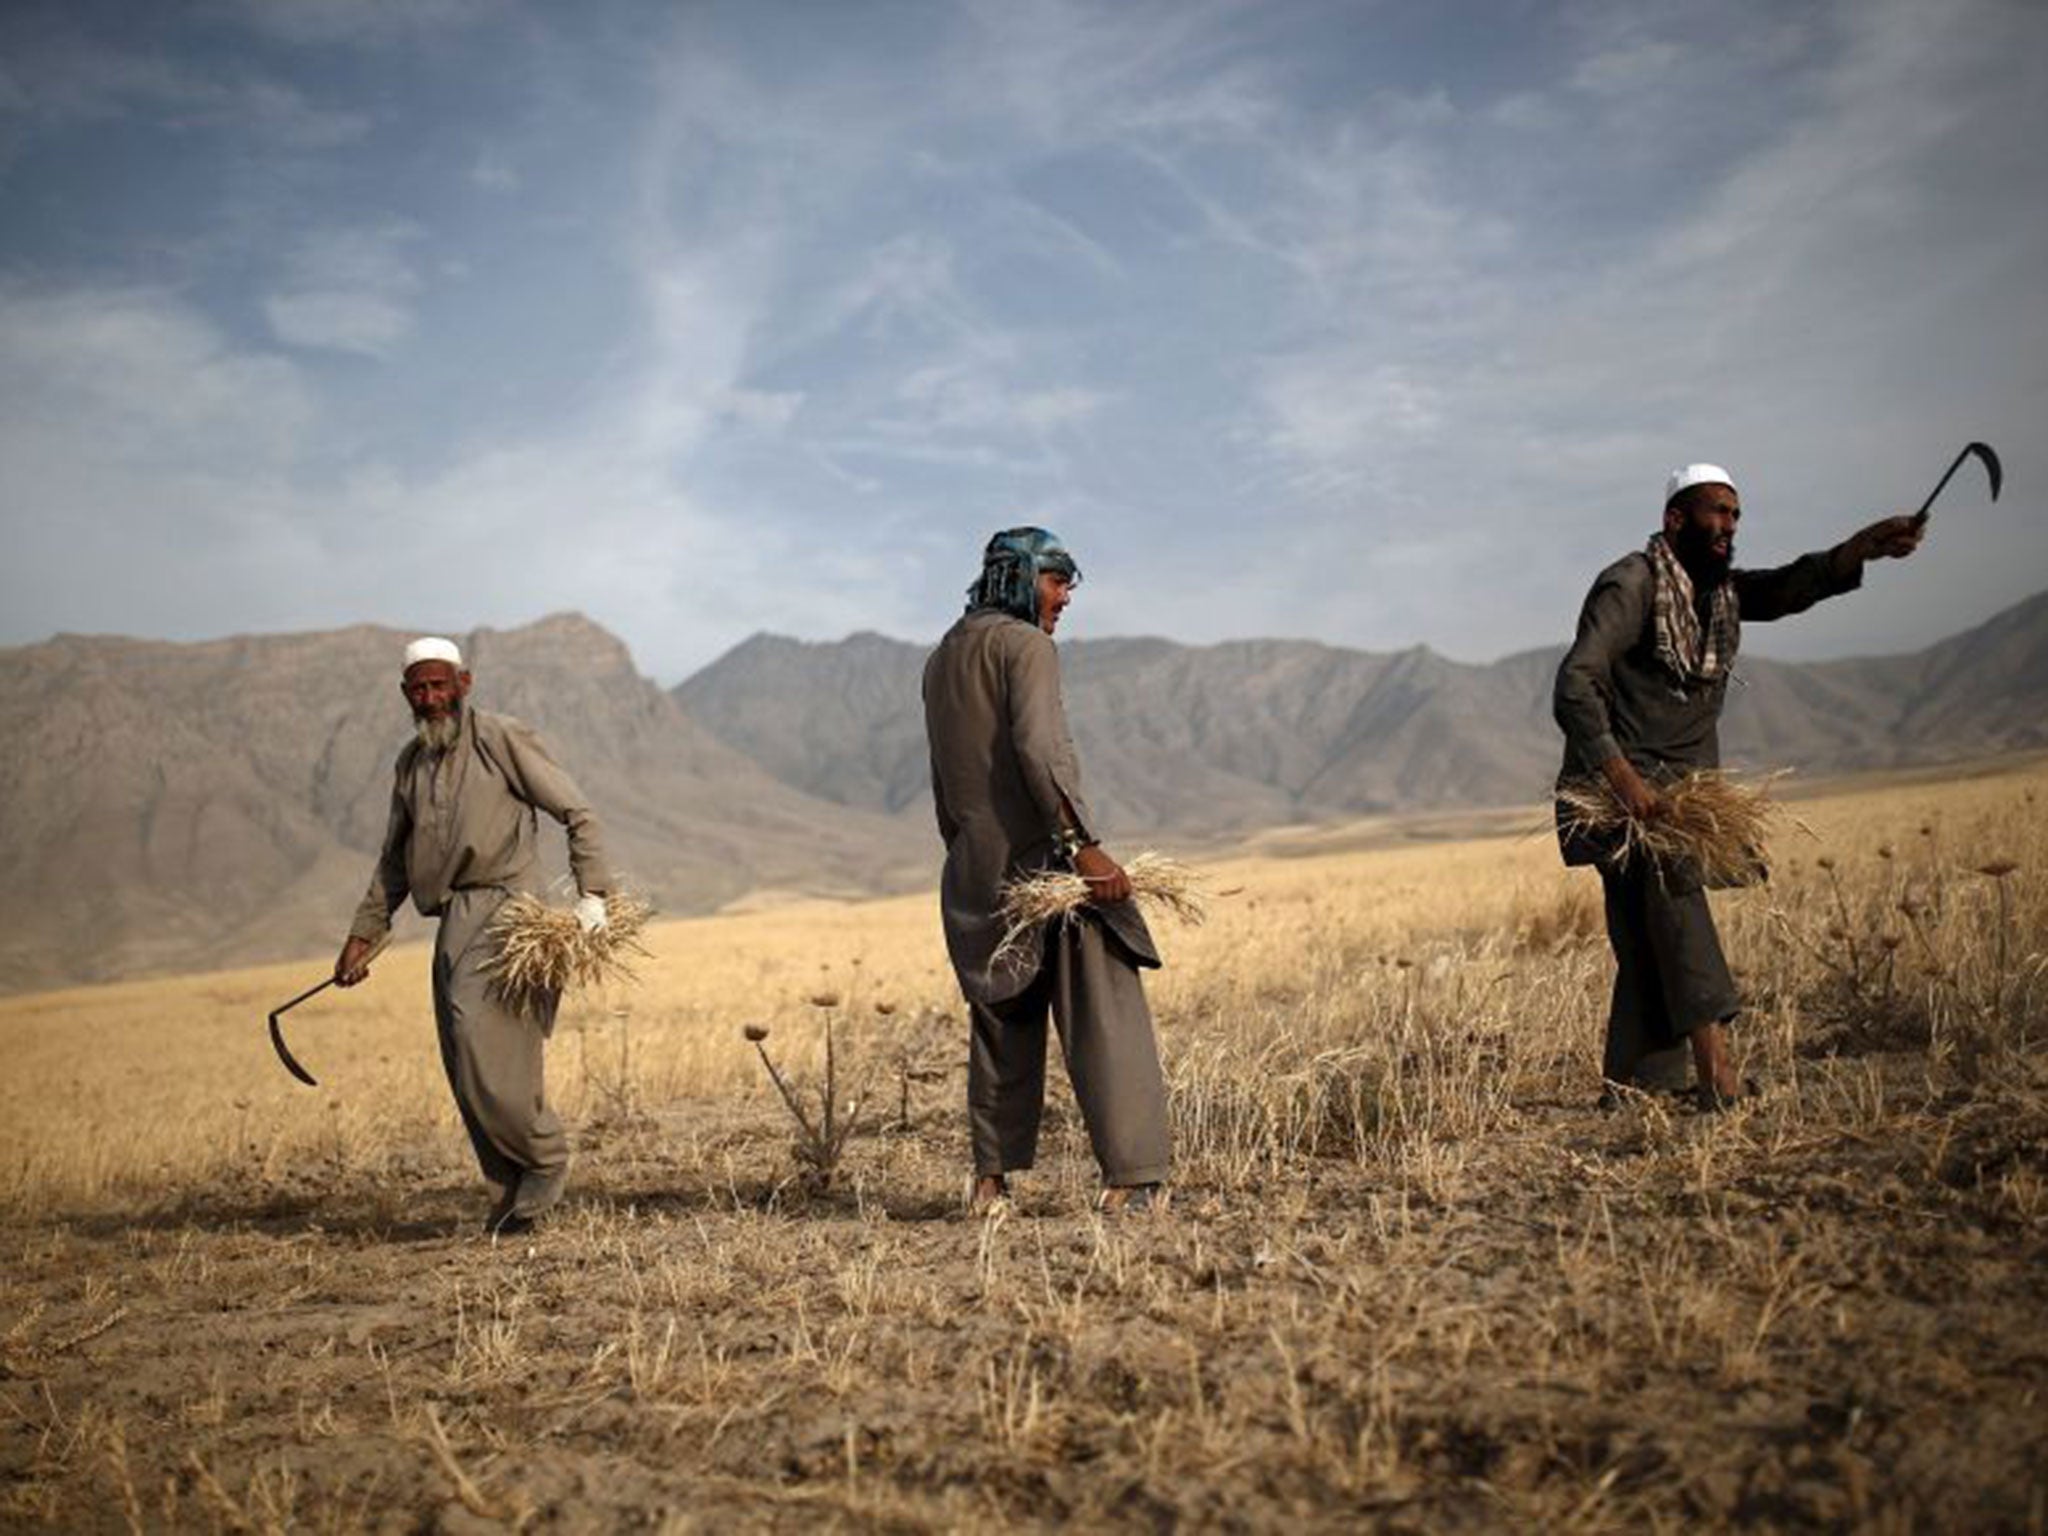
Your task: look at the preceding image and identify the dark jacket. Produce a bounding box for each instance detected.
[1552,542,1864,867]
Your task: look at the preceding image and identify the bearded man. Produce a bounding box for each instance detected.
[1554,465,1923,1107]
[924,529,1172,1214]
[334,637,614,1235]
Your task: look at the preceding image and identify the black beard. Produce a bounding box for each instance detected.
[1672,528,1732,586]
[413,707,462,754]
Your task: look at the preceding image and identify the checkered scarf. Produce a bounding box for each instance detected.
[1646,532,1739,684]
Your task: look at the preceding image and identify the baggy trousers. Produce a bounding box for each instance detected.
[968,911,1171,1186]
[1599,861,1741,1090]
[431,888,569,1192]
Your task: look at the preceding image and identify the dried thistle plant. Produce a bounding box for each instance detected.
[992,852,1208,970]
[742,1000,868,1189]
[1556,769,1786,888]
[482,892,655,1004]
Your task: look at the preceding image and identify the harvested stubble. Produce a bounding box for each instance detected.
[482,891,654,1000]
[1556,768,1785,887]
[993,851,1206,967]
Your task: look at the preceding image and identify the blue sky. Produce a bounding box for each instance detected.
[2,0,2043,682]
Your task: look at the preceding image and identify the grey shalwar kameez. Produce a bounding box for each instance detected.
[349,707,613,1211]
[923,609,1171,1185]
[1553,542,1865,1088]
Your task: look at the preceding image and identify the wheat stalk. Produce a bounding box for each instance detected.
[992,852,1207,970]
[1557,768,1786,887]
[482,891,654,1002]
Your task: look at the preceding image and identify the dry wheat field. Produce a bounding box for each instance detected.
[2,761,2045,1533]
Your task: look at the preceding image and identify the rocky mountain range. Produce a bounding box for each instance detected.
[0,615,925,993]
[3,591,2043,991]
[675,590,2048,835]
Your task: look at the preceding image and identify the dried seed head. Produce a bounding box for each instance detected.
[1919,824,1934,837]
[1827,923,1847,940]
[1816,856,1836,871]
[1877,843,1894,860]
[874,1001,897,1016]
[743,1024,770,1043]
[1879,933,1903,952]
[1395,957,1415,970]
[809,992,841,1009]
[1897,895,1921,916]
[1977,859,2019,879]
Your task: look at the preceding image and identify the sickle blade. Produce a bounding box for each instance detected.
[1966,441,2003,500]
[269,1011,320,1087]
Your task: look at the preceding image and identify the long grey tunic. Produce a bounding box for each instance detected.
[1552,541,1865,865]
[923,609,1158,1004]
[346,706,613,1189]
[349,707,614,941]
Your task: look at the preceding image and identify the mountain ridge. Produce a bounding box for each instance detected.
[674,590,2048,833]
[4,591,2043,992]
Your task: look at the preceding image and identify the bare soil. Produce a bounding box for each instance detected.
[5,1062,2046,1533]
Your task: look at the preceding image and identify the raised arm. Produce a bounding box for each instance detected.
[1734,516,1919,622]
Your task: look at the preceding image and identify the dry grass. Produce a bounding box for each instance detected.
[481,890,655,1003]
[993,851,1207,968]
[1557,766,1786,887]
[0,760,2044,1530]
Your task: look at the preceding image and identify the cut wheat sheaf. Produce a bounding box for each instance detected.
[992,852,1208,969]
[1557,768,1789,887]
[482,891,655,1001]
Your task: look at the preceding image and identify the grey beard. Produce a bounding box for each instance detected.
[414,711,462,754]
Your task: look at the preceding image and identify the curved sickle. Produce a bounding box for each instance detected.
[268,1006,322,1087]
[1913,441,2003,525]
[267,975,335,1087]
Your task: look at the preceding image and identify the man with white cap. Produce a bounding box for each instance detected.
[334,636,615,1234]
[1553,466,1923,1107]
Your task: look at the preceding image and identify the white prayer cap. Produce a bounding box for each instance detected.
[1665,463,1737,504]
[403,636,463,670]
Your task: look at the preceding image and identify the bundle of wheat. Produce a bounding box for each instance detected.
[992,852,1207,969]
[482,892,654,1002]
[1556,769,1786,886]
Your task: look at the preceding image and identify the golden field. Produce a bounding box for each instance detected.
[2,760,2044,1531]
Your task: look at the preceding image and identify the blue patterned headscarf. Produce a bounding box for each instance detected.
[966,527,1081,621]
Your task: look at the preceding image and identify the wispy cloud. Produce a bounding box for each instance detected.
[0,16,370,148]
[0,0,2042,680]
[263,223,423,355]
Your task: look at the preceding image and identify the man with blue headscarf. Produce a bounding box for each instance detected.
[924,528,1172,1214]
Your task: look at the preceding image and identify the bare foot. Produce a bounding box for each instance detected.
[1689,1021,1741,1099]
